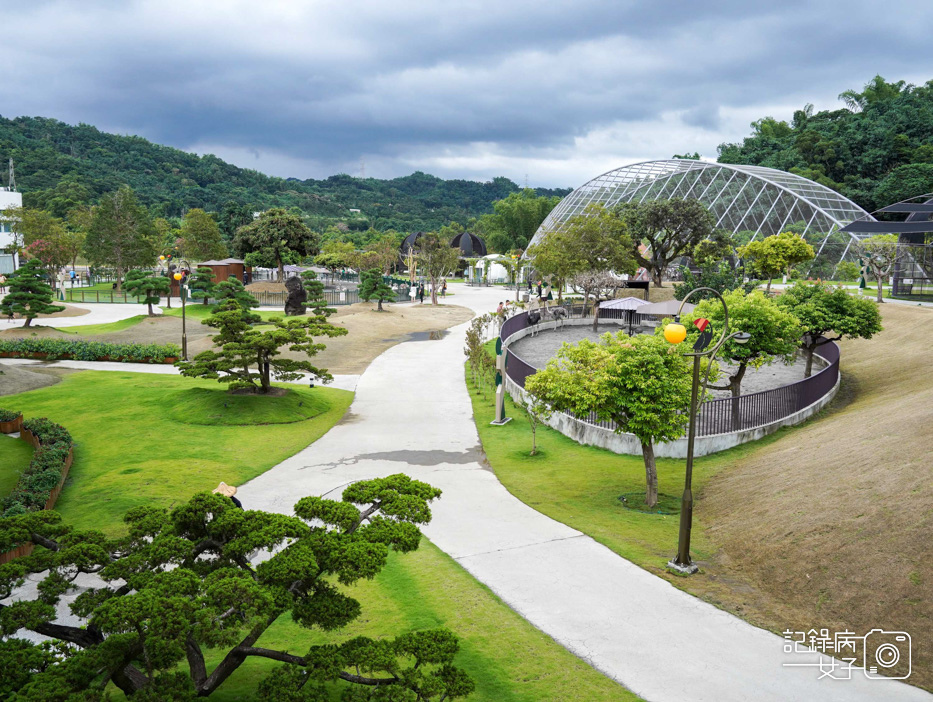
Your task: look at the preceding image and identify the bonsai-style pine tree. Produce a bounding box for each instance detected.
[210,276,259,316]
[359,267,395,311]
[177,299,347,393]
[124,268,171,316]
[188,266,217,304]
[300,269,335,317]
[0,258,65,327]
[0,480,475,700]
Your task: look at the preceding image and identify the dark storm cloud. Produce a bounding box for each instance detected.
[1,0,931,186]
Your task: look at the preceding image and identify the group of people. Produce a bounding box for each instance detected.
[408,279,447,304]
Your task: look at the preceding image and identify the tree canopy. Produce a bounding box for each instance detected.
[616,198,715,287]
[737,231,815,292]
[776,282,882,377]
[717,75,933,210]
[476,189,562,252]
[525,333,693,508]
[0,257,65,326]
[234,208,319,283]
[0,478,475,700]
[83,185,158,290]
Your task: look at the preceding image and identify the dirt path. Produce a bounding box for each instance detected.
[275,302,474,373]
[698,303,933,687]
[0,362,73,396]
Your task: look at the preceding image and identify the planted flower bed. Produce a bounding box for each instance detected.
[0,409,23,434]
[0,414,75,562]
[0,338,180,363]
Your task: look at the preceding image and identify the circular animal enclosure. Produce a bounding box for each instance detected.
[500,311,840,458]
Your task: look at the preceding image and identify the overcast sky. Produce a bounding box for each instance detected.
[2,0,931,189]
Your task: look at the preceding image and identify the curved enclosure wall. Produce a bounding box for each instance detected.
[500,311,840,458]
[526,159,873,276]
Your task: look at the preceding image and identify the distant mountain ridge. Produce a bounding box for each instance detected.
[0,115,571,231]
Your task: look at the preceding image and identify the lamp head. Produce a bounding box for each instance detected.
[664,322,687,345]
[734,332,751,345]
[173,272,183,281]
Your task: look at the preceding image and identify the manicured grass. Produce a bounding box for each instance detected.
[163,304,290,322]
[59,315,148,335]
[0,433,33,498]
[466,358,775,573]
[167,386,329,425]
[119,539,635,702]
[0,372,353,534]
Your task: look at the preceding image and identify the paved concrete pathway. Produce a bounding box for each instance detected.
[239,282,929,702]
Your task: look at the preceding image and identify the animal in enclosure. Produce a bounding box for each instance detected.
[526,309,542,336]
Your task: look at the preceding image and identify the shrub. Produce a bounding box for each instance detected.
[1,416,74,519]
[0,338,180,363]
[0,409,21,422]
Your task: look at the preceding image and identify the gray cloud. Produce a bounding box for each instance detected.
[1,0,931,187]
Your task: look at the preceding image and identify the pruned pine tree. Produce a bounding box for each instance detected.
[0,258,65,327]
[0,480,475,700]
[124,269,171,316]
[359,268,395,311]
[176,299,347,393]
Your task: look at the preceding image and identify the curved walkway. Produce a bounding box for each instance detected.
[240,283,930,702]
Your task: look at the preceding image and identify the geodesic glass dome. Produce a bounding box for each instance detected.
[526,159,874,276]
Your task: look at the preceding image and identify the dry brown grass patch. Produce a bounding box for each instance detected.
[699,303,933,687]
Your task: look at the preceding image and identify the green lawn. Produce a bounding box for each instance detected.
[163,304,291,322]
[60,315,148,335]
[0,372,353,534]
[0,433,33,498]
[468,359,795,575]
[191,539,635,702]
[4,371,634,701]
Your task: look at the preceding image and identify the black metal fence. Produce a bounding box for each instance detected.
[501,311,840,438]
[64,287,413,307]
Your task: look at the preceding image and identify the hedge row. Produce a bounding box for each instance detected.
[0,338,180,363]
[1,416,74,519]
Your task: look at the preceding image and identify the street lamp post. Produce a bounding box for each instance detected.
[166,258,192,361]
[663,287,750,574]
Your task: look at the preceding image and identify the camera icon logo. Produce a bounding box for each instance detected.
[863,629,911,680]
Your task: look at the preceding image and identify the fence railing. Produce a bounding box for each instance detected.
[501,310,840,438]
[64,288,413,307]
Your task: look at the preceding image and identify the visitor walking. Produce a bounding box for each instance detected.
[213,482,243,509]
[408,284,416,303]
[0,274,6,294]
[418,284,425,304]
[536,281,542,298]
[442,280,447,298]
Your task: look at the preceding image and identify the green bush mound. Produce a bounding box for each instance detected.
[0,434,33,499]
[0,338,180,363]
[1,416,74,518]
[165,386,329,425]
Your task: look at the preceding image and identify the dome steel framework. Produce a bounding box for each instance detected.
[527,160,874,270]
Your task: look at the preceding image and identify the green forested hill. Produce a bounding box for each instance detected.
[0,115,570,231]
[717,76,933,212]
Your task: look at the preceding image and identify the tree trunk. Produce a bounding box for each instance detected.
[876,276,884,303]
[261,360,271,392]
[23,316,32,327]
[276,256,284,285]
[641,440,658,508]
[377,298,383,311]
[592,300,600,332]
[116,266,124,291]
[803,345,815,378]
[765,276,772,293]
[147,301,154,317]
[652,268,664,288]
[729,364,746,431]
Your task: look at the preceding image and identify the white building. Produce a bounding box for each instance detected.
[0,187,23,274]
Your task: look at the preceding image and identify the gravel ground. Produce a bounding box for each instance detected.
[508,323,823,397]
[0,362,71,396]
